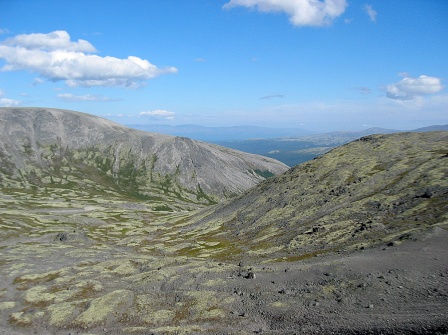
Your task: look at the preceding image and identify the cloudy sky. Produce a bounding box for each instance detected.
[0,0,447,131]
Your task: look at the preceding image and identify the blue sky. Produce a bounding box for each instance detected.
[0,0,447,132]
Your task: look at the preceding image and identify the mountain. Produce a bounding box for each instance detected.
[296,127,400,145]
[0,108,288,208]
[127,123,314,142]
[412,124,448,132]
[188,131,448,261]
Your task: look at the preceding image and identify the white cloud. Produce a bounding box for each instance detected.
[57,93,117,102]
[0,28,10,35]
[385,75,444,100]
[223,0,348,27]
[0,98,20,106]
[364,4,377,22]
[3,30,96,52]
[140,109,175,119]
[0,89,20,106]
[0,30,177,88]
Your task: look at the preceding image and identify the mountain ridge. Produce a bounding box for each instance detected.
[127,123,315,142]
[0,107,288,207]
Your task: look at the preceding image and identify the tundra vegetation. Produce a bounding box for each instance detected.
[0,108,447,334]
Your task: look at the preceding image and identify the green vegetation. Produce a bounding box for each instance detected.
[254,169,275,179]
[195,184,217,205]
[152,204,173,212]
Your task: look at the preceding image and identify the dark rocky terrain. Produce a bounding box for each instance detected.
[0,109,447,334]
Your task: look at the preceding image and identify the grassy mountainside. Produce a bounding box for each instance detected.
[187,131,448,261]
[0,108,288,209]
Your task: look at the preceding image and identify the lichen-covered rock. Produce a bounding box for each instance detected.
[142,309,175,325]
[47,301,81,327]
[73,289,134,327]
[24,286,55,305]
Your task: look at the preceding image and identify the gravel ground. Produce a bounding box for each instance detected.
[1,227,447,334]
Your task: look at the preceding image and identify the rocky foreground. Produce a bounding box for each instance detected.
[0,119,447,334]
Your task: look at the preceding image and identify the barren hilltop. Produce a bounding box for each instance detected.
[0,108,447,334]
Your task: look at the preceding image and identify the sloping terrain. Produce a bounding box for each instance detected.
[0,129,447,334]
[189,131,448,261]
[0,108,288,209]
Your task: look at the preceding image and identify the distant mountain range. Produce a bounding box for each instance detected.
[127,124,314,142]
[127,124,448,143]
[411,124,448,132]
[213,125,448,166]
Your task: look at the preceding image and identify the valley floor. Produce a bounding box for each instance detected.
[0,188,447,334]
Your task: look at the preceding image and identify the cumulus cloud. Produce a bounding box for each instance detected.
[0,89,20,106]
[57,93,117,102]
[0,30,177,88]
[139,109,175,119]
[223,0,348,27]
[385,75,443,100]
[3,30,96,52]
[364,4,377,22]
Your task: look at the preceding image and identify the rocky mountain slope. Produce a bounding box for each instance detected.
[187,131,448,261]
[0,108,288,208]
